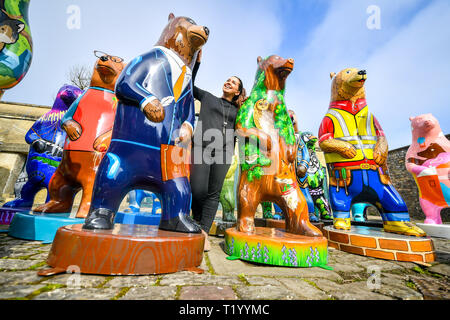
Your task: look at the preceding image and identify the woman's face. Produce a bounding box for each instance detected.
[222,76,241,97]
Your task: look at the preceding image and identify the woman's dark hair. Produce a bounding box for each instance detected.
[231,76,247,108]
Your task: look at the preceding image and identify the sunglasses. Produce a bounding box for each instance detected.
[94,50,124,63]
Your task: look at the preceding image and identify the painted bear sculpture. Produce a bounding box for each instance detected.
[82,13,209,233]
[33,53,125,218]
[406,114,450,224]
[318,68,425,236]
[219,148,238,222]
[300,131,333,220]
[235,55,322,237]
[0,0,32,99]
[2,85,83,209]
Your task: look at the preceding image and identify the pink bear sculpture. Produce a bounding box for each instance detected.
[406,114,450,224]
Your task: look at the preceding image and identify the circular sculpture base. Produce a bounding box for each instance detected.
[224,227,328,268]
[38,224,205,276]
[0,208,25,225]
[114,211,161,226]
[324,225,436,263]
[8,211,83,243]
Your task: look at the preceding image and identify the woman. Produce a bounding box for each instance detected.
[190,51,246,251]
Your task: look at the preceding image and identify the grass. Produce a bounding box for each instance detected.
[111,287,131,300]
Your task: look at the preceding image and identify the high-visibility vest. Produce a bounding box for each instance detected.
[324,105,377,163]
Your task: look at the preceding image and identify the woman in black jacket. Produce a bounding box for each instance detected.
[190,51,246,251]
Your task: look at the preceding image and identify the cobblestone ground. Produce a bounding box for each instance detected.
[0,225,449,300]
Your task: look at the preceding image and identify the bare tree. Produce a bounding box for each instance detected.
[67,64,92,90]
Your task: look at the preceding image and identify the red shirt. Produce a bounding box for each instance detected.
[64,88,117,152]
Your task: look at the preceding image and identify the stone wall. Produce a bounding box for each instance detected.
[0,101,51,204]
[386,135,450,222]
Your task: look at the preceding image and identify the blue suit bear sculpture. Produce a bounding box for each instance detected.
[83,13,209,233]
[2,85,83,210]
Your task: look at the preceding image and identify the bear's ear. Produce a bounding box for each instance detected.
[409,116,415,121]
[168,13,175,21]
[257,56,262,64]
[330,72,336,79]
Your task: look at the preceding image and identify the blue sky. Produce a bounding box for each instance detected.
[4,0,450,149]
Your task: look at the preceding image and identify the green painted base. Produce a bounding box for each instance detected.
[224,227,328,268]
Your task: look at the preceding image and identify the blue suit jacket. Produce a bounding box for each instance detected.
[112,47,195,149]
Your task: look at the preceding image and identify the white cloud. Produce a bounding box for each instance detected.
[284,0,449,149]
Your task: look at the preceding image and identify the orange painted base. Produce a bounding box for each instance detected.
[38,224,205,276]
[324,225,435,263]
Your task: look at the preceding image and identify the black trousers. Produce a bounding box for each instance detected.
[190,147,233,233]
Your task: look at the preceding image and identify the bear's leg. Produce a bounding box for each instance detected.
[420,198,443,224]
[83,151,131,230]
[33,167,76,213]
[236,179,261,234]
[329,183,352,230]
[371,170,425,236]
[75,162,100,219]
[158,177,202,233]
[276,188,322,237]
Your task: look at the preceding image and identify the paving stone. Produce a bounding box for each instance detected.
[317,280,395,300]
[244,276,282,286]
[179,285,237,300]
[355,259,405,272]
[325,262,365,273]
[429,263,450,277]
[159,272,242,286]
[313,278,344,293]
[234,284,295,300]
[28,252,49,260]
[33,288,120,300]
[209,241,340,278]
[0,285,42,299]
[103,275,158,288]
[0,271,44,285]
[0,259,42,270]
[432,238,450,252]
[375,283,423,300]
[120,286,177,300]
[41,273,107,288]
[393,261,418,270]
[277,278,331,300]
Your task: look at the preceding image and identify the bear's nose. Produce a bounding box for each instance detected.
[358,70,367,75]
[203,26,209,36]
[100,55,108,62]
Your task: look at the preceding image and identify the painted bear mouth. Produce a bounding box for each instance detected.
[189,31,207,46]
[96,64,117,76]
[276,66,293,78]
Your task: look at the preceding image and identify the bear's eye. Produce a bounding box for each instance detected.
[187,18,196,25]
[346,70,351,74]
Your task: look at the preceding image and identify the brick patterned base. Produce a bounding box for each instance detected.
[324,226,435,263]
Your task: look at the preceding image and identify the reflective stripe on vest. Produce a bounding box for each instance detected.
[325,105,377,163]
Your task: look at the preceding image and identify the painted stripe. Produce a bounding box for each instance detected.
[111,139,161,150]
[328,109,350,136]
[381,212,411,222]
[126,56,142,76]
[333,211,351,219]
[90,86,115,94]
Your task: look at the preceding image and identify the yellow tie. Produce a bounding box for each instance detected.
[173,65,186,102]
